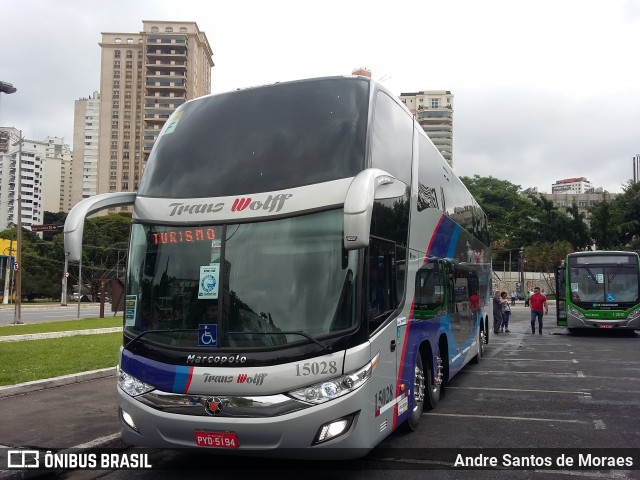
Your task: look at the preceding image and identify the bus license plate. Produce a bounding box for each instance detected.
[598,324,613,329]
[195,431,239,448]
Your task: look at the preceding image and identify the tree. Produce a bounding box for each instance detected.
[78,213,131,299]
[589,194,619,250]
[565,202,591,251]
[524,194,571,245]
[461,175,533,264]
[611,181,640,249]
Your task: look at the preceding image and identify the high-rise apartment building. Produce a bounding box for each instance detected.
[399,90,454,168]
[42,136,73,213]
[0,129,45,230]
[71,91,100,205]
[96,20,213,212]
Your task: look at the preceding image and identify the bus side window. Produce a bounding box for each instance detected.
[368,237,397,333]
[414,261,445,312]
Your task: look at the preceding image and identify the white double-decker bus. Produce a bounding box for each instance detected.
[65,76,491,458]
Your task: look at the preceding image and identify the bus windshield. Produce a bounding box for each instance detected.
[138,77,369,198]
[568,263,639,306]
[125,209,358,348]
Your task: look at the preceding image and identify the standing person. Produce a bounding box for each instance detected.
[501,291,511,332]
[469,290,480,320]
[529,286,548,335]
[510,290,517,306]
[493,290,505,334]
[524,290,531,307]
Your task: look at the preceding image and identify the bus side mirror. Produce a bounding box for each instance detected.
[64,192,137,262]
[343,168,405,250]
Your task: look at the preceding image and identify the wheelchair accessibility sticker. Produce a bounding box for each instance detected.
[198,264,220,299]
[198,323,218,347]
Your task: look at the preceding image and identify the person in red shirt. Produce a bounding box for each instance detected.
[529,286,548,335]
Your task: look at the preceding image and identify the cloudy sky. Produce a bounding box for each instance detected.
[1,0,639,193]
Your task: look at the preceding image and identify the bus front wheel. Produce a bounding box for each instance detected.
[403,350,425,432]
[425,348,442,410]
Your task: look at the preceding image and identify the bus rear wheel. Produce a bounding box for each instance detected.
[403,350,425,432]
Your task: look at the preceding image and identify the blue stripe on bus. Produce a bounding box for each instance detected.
[120,349,178,393]
[427,216,457,259]
[173,365,193,393]
[447,224,461,259]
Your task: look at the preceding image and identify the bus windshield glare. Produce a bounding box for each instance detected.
[125,209,358,348]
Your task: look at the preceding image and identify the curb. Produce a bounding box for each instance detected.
[0,367,116,398]
[0,327,122,343]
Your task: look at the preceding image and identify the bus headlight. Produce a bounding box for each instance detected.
[568,306,586,320]
[117,367,155,397]
[288,361,372,405]
[627,307,640,321]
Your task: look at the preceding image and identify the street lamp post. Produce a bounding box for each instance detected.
[0,82,17,94]
[1,81,20,323]
[519,247,525,291]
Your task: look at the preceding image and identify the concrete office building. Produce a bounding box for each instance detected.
[71,91,100,206]
[551,177,595,194]
[399,90,454,168]
[97,21,213,212]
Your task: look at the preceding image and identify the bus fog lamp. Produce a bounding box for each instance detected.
[120,409,138,432]
[118,367,155,397]
[313,414,355,445]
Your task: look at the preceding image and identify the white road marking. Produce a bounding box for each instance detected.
[423,412,594,426]
[448,386,590,395]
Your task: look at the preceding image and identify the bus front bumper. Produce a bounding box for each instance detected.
[117,386,373,459]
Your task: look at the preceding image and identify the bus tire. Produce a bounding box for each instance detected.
[403,350,425,432]
[425,347,442,410]
[472,326,484,364]
[484,315,490,344]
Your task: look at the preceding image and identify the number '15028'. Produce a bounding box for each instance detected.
[295,361,338,376]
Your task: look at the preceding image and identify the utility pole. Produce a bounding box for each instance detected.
[11,131,23,324]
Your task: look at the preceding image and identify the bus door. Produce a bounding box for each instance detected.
[556,264,567,326]
[367,236,400,440]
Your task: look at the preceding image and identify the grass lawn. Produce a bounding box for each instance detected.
[0,332,122,386]
[0,317,122,336]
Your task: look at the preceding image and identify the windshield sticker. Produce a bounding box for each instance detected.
[597,273,604,284]
[199,264,220,300]
[571,283,579,292]
[198,324,217,347]
[160,111,182,136]
[125,295,137,327]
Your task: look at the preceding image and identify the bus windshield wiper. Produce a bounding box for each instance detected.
[125,328,198,349]
[583,266,600,285]
[228,331,331,351]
